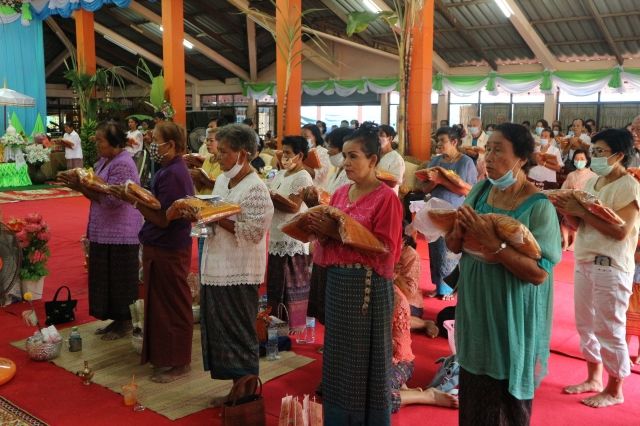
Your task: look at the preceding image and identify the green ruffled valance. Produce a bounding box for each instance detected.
[242,66,640,99]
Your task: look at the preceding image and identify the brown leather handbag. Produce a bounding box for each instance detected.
[222,375,265,426]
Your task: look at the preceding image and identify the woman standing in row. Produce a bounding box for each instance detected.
[60,121,143,340]
[301,124,331,189]
[266,136,313,332]
[135,121,194,383]
[200,124,274,392]
[309,122,403,425]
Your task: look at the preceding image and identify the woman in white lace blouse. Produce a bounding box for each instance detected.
[267,136,314,331]
[200,124,274,397]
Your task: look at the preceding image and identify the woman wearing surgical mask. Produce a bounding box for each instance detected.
[446,123,561,425]
[120,121,194,383]
[559,149,596,250]
[266,136,313,333]
[301,124,331,189]
[325,127,354,195]
[528,128,564,189]
[377,124,405,195]
[534,119,549,138]
[200,124,274,399]
[556,129,640,409]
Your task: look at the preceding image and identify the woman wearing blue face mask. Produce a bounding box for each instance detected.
[528,128,564,189]
[556,129,640,409]
[200,124,274,400]
[445,123,561,426]
[560,149,596,250]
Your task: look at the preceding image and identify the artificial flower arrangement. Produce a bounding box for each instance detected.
[0,128,26,148]
[23,143,52,165]
[6,213,51,281]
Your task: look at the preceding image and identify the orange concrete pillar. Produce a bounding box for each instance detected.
[276,0,302,147]
[407,0,434,160]
[74,9,96,75]
[162,0,186,126]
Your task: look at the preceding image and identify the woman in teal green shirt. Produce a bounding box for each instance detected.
[446,123,562,426]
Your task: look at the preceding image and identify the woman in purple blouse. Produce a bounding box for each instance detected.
[61,121,143,340]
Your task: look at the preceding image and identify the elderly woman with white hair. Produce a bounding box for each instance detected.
[200,124,274,397]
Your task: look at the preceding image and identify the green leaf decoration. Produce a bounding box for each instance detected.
[150,76,165,110]
[346,11,381,36]
[31,113,45,136]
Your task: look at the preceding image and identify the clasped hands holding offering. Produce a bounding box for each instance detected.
[445,205,504,263]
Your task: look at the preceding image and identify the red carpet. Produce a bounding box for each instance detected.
[0,197,639,425]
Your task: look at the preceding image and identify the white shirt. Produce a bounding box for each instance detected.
[268,169,313,256]
[311,145,331,189]
[377,149,405,194]
[327,168,352,195]
[125,130,143,155]
[575,174,640,273]
[528,145,564,183]
[63,130,82,159]
[201,172,274,286]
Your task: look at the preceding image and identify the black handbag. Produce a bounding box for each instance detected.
[45,286,77,325]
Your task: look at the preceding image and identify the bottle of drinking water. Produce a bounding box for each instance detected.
[266,325,279,361]
[258,295,268,313]
[296,316,316,344]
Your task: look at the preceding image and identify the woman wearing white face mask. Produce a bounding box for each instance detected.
[446,123,561,425]
[266,136,313,333]
[301,124,331,189]
[377,124,405,195]
[528,128,564,189]
[325,127,354,195]
[200,124,274,397]
[556,129,640,409]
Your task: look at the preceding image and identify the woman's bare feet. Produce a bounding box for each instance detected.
[209,395,228,407]
[563,380,603,394]
[94,321,116,335]
[151,365,191,383]
[423,388,459,408]
[425,321,439,338]
[101,320,133,341]
[581,391,624,408]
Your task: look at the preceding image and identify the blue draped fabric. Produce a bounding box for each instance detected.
[30,0,132,20]
[0,19,45,136]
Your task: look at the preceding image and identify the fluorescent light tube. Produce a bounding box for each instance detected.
[495,0,514,18]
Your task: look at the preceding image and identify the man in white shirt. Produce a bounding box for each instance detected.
[60,122,83,169]
[628,115,640,168]
[559,118,592,172]
[460,117,489,179]
[125,118,144,155]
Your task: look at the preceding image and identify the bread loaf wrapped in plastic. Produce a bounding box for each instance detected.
[77,169,110,193]
[544,189,625,225]
[271,192,298,211]
[166,197,241,224]
[415,168,430,182]
[303,148,321,169]
[124,180,161,210]
[375,170,399,187]
[281,205,388,253]
[427,209,457,232]
[414,167,465,187]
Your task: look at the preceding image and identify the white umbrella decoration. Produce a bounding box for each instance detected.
[0,84,36,132]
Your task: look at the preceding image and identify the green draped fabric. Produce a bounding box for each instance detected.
[0,163,32,188]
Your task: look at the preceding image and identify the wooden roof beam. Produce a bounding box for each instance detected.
[93,21,199,84]
[246,17,258,81]
[128,0,250,81]
[498,0,558,70]
[46,51,71,78]
[435,0,498,70]
[585,0,624,66]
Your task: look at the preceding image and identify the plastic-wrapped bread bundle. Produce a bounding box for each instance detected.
[303,148,321,169]
[271,192,299,211]
[426,209,542,260]
[414,167,465,188]
[299,186,331,207]
[166,197,241,224]
[375,169,399,187]
[415,168,431,182]
[77,169,110,193]
[123,180,161,210]
[544,189,625,225]
[281,205,388,253]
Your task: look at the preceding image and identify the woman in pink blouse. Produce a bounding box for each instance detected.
[560,149,597,250]
[308,122,403,425]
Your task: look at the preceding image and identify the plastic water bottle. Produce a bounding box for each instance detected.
[258,295,268,313]
[296,316,316,344]
[69,326,82,352]
[266,326,279,361]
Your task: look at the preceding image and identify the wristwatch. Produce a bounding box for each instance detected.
[492,242,507,254]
